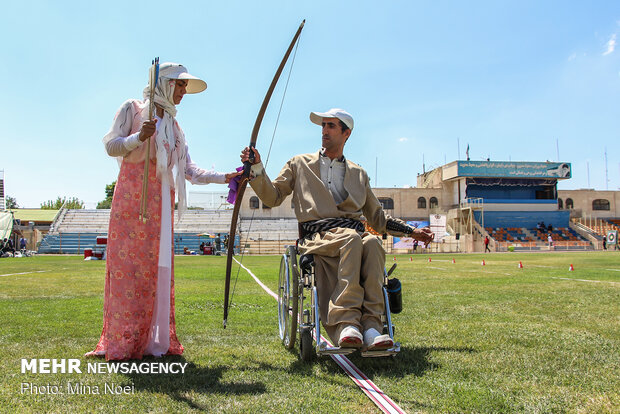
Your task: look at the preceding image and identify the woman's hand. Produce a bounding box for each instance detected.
[138,119,158,142]
[240,146,261,164]
[224,170,243,183]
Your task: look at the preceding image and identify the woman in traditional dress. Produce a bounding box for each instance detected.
[87,62,240,360]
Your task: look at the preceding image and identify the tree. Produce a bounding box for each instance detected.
[6,196,18,209]
[41,197,84,210]
[96,181,116,209]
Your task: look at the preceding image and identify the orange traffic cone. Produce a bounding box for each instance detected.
[518,261,523,269]
[452,258,456,264]
[393,256,396,261]
[428,257,432,263]
[481,259,486,266]
[409,256,413,262]
[569,264,574,271]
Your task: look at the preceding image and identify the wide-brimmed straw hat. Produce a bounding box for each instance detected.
[158,62,207,94]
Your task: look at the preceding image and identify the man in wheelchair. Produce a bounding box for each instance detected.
[241,108,433,351]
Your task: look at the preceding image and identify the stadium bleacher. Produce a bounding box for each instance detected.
[485,227,535,243]
[572,217,620,238]
[608,219,620,228]
[532,227,583,242]
[485,226,586,244]
[38,233,100,254]
[53,209,235,234]
[39,209,285,255]
[239,218,299,241]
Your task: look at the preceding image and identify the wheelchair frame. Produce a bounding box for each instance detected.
[278,244,400,361]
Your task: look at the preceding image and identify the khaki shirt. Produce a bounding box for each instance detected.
[250,150,405,235]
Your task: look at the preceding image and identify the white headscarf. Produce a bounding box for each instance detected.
[141,63,205,219]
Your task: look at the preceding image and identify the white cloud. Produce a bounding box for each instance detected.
[398,137,408,142]
[568,52,577,61]
[603,34,616,56]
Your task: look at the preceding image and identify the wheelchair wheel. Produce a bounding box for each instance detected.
[278,246,298,349]
[299,327,314,362]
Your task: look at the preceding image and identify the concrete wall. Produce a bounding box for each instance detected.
[558,190,620,218]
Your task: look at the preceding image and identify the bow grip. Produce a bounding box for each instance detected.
[243,144,255,176]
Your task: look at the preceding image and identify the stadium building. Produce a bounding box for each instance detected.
[238,160,617,253]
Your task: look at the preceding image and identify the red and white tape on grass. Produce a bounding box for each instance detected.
[233,258,405,414]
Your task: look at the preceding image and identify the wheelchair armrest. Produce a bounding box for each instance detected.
[299,254,314,274]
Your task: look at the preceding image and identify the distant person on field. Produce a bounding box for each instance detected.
[6,238,15,255]
[215,234,222,253]
[484,235,491,252]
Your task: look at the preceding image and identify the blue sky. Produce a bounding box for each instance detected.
[1,1,619,208]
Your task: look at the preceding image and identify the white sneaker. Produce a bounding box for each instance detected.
[338,325,363,348]
[363,328,394,350]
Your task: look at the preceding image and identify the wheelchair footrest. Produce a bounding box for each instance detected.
[360,342,401,358]
[316,342,358,356]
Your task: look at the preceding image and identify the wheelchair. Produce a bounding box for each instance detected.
[278,241,401,361]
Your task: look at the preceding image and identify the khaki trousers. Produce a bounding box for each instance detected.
[299,227,386,343]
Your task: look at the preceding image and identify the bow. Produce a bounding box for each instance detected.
[223,20,305,328]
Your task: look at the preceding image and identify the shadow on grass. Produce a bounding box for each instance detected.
[353,345,477,378]
[286,345,476,379]
[121,355,266,411]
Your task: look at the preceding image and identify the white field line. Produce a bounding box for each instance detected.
[233,258,406,414]
[550,277,620,286]
[458,269,511,275]
[0,270,49,277]
[422,259,454,262]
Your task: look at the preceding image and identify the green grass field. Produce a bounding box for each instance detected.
[0,252,618,413]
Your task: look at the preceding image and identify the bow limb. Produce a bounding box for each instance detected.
[223,177,248,327]
[223,20,305,328]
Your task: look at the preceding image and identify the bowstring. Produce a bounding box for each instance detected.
[228,36,302,314]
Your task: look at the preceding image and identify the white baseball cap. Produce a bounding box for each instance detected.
[159,62,207,94]
[310,108,354,130]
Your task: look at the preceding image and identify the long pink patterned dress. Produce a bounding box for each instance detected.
[88,99,224,360]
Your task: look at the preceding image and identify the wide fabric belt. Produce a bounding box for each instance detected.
[301,218,365,237]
